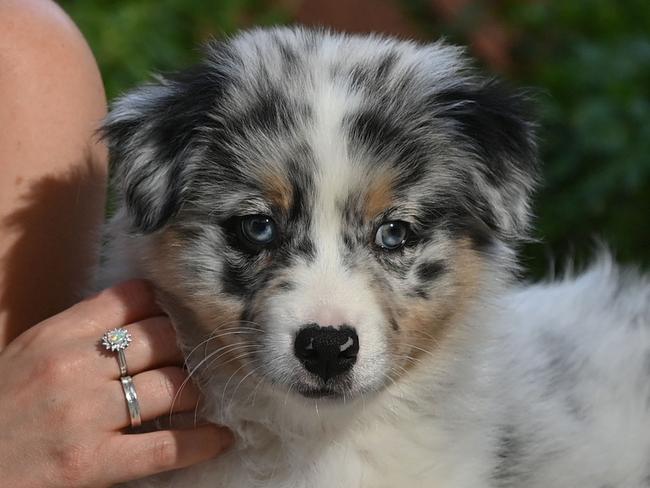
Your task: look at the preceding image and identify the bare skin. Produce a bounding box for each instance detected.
[0,0,107,347]
[0,1,234,485]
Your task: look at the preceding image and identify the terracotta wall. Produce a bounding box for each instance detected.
[288,0,513,71]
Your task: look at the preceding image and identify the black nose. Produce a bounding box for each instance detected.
[294,325,359,382]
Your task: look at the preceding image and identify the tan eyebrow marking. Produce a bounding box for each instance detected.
[364,169,397,220]
[261,170,293,211]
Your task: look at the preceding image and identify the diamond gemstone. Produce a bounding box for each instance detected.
[101,328,132,351]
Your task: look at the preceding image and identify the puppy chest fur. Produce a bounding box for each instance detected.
[100,27,650,488]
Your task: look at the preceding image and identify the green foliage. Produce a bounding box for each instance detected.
[502,0,650,275]
[59,0,289,99]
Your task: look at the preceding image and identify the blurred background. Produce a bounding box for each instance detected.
[58,0,649,278]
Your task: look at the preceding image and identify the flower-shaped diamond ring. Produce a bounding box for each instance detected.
[101,327,132,376]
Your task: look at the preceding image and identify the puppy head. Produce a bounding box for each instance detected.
[103,27,537,404]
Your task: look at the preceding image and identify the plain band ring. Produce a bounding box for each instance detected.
[101,327,133,376]
[120,375,142,428]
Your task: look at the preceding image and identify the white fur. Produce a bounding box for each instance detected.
[104,239,650,487]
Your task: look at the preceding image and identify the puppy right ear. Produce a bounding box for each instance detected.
[102,64,225,233]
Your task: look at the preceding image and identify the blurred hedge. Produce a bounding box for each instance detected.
[507,1,650,275]
[60,0,649,277]
[405,0,650,275]
[59,0,289,99]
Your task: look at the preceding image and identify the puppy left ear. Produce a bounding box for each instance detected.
[436,80,539,240]
[102,64,224,233]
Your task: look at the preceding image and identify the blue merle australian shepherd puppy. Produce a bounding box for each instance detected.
[99,27,650,487]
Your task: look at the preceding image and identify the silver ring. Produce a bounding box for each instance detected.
[101,327,132,376]
[120,375,142,428]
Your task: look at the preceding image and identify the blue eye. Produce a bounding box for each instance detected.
[240,215,277,246]
[375,221,409,250]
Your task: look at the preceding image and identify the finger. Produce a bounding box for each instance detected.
[153,411,210,430]
[103,367,200,430]
[106,426,234,484]
[11,280,164,356]
[94,316,183,377]
[56,280,163,334]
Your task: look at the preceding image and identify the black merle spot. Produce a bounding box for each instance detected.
[348,110,404,155]
[417,201,497,251]
[347,53,397,92]
[287,164,313,223]
[374,251,414,280]
[390,316,399,331]
[221,259,253,298]
[275,37,299,73]
[456,218,496,251]
[416,260,446,283]
[376,53,397,82]
[241,89,296,134]
[221,248,297,299]
[349,63,373,90]
[492,425,527,486]
[342,233,355,253]
[294,237,316,261]
[346,109,429,171]
[433,81,538,188]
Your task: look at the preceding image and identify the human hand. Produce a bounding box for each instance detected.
[0,280,233,488]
